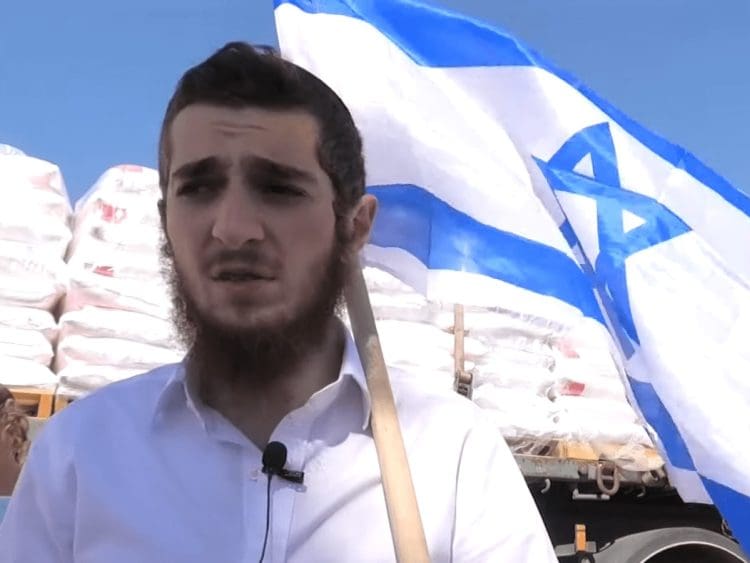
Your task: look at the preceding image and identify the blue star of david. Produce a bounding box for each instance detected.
[533,123,691,353]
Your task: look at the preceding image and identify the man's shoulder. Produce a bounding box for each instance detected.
[39,364,179,441]
[387,368,490,431]
[389,367,474,407]
[385,368,519,481]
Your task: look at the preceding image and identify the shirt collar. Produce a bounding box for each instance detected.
[151,327,372,432]
[340,327,372,430]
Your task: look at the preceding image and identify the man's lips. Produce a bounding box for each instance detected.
[213,272,266,282]
[210,264,275,282]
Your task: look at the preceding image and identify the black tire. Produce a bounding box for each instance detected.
[593,527,748,563]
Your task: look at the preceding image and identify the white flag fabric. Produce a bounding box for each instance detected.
[274,0,750,551]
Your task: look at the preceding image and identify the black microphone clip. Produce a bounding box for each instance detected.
[278,468,305,484]
[262,441,305,484]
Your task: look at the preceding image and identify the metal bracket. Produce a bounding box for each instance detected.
[454,370,473,399]
[595,462,621,496]
[572,487,610,502]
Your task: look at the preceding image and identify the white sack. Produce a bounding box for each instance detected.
[433,307,565,341]
[0,357,57,387]
[546,374,628,402]
[472,383,559,439]
[0,327,53,365]
[57,364,147,396]
[473,361,555,394]
[65,273,171,320]
[0,241,67,310]
[59,307,179,349]
[0,306,57,342]
[552,395,641,425]
[55,335,182,372]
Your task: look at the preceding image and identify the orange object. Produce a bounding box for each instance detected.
[575,523,587,553]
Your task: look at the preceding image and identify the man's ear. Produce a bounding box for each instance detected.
[349,194,378,252]
[157,198,166,229]
[157,198,175,258]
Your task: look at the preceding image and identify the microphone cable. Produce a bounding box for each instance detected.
[258,441,287,563]
[258,471,273,563]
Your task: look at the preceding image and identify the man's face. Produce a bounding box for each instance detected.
[162,104,344,345]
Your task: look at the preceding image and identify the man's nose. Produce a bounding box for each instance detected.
[211,184,265,248]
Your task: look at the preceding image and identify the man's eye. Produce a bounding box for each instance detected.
[177,182,214,197]
[264,184,304,197]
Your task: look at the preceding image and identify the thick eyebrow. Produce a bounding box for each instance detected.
[171,156,229,182]
[243,155,318,186]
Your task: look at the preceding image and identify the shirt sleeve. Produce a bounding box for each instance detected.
[0,420,76,562]
[451,416,558,562]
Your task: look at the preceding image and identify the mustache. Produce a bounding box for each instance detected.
[207,248,281,275]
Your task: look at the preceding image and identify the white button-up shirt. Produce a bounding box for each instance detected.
[0,331,557,562]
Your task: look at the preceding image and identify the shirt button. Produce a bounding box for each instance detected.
[249,468,261,481]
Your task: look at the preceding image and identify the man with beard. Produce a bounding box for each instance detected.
[0,43,557,562]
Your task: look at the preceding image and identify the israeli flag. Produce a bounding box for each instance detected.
[274,0,750,551]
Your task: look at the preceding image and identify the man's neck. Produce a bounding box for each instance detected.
[191,319,346,448]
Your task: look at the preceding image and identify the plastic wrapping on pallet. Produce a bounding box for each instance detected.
[57,165,179,396]
[363,266,420,295]
[64,166,168,318]
[64,238,169,319]
[67,236,162,277]
[382,364,456,396]
[552,412,653,446]
[0,357,58,387]
[551,395,641,425]
[378,319,486,358]
[474,341,556,369]
[370,320,455,373]
[360,268,438,322]
[55,335,182,373]
[0,242,68,311]
[368,292,435,323]
[65,273,172,320]
[359,266,654,456]
[0,152,72,388]
[56,364,150,396]
[59,307,178,349]
[0,306,57,343]
[473,361,556,394]
[0,327,54,365]
[0,152,72,256]
[433,307,565,341]
[70,198,162,259]
[546,374,628,402]
[473,384,559,440]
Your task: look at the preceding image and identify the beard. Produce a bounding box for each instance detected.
[160,225,351,389]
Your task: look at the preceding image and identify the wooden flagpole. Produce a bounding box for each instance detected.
[344,263,431,563]
[453,304,472,398]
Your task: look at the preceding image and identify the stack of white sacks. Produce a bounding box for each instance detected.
[56,165,183,397]
[0,146,71,388]
[355,267,654,456]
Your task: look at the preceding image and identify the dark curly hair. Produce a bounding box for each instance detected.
[0,385,29,464]
[158,42,366,216]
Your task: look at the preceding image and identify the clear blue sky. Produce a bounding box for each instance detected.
[1,0,748,202]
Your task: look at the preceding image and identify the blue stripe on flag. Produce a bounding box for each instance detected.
[276,0,750,217]
[701,478,750,548]
[626,378,696,471]
[274,0,535,67]
[367,184,603,321]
